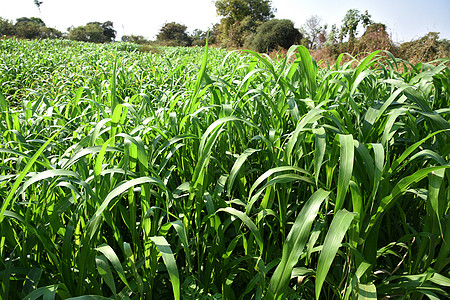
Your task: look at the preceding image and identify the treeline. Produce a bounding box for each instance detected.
[3,0,450,64]
[0,17,62,39]
[153,0,450,63]
[0,17,117,43]
[155,0,302,53]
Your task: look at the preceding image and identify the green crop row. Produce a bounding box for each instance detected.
[0,38,449,299]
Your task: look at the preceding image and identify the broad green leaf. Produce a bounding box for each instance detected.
[23,284,59,300]
[369,165,450,233]
[314,127,326,186]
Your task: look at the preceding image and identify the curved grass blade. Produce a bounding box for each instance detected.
[23,284,59,300]
[267,189,329,300]
[336,134,354,211]
[95,255,116,294]
[315,209,356,299]
[358,283,377,300]
[227,148,259,197]
[88,177,167,239]
[95,244,130,290]
[149,236,180,300]
[368,165,450,234]
[314,127,326,186]
[296,45,317,99]
[217,207,263,252]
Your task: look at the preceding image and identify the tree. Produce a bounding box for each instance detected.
[0,17,15,36]
[354,23,394,54]
[68,26,87,42]
[340,9,373,43]
[40,26,62,39]
[16,17,46,27]
[15,17,45,39]
[68,21,116,43]
[303,15,323,49]
[156,22,192,46]
[190,29,207,46]
[85,22,106,43]
[101,21,116,42]
[325,24,338,46]
[215,0,275,42]
[246,19,302,53]
[227,15,262,47]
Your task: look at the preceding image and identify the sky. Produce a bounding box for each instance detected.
[1,0,449,43]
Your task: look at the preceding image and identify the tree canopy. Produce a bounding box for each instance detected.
[156,22,192,47]
[340,9,373,43]
[68,21,116,43]
[215,0,275,37]
[246,19,302,53]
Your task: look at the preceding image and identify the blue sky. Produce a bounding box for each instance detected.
[1,0,449,43]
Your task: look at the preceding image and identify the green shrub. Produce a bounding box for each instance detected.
[0,17,15,36]
[246,19,302,53]
[156,22,192,47]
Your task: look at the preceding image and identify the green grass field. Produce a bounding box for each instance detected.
[0,38,449,299]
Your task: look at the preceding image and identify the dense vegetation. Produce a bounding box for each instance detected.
[0,38,449,299]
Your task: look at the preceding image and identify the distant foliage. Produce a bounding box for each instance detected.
[353,23,395,54]
[121,35,150,44]
[190,29,208,46]
[157,22,192,47]
[68,21,116,43]
[225,15,262,47]
[34,0,43,10]
[246,19,302,53]
[399,32,450,64]
[215,0,275,46]
[339,9,373,47]
[0,17,15,36]
[0,16,61,39]
[302,15,325,49]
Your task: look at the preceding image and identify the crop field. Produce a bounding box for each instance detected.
[0,38,449,299]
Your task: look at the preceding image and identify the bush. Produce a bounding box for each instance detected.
[399,32,450,64]
[15,21,42,39]
[226,16,261,47]
[122,35,150,44]
[0,17,15,36]
[246,19,302,53]
[68,21,116,43]
[353,23,396,55]
[156,22,192,47]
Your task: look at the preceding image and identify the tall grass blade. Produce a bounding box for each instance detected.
[336,134,354,211]
[149,236,180,300]
[267,189,329,299]
[315,209,356,299]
